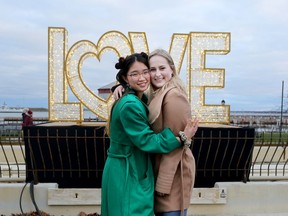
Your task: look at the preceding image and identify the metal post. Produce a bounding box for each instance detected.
[280,80,284,135]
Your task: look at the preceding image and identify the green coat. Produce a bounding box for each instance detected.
[101,89,181,216]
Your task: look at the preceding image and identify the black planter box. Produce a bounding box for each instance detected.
[24,123,255,188]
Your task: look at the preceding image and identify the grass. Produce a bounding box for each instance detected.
[255,132,288,144]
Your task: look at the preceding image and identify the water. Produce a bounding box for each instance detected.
[1,111,287,133]
[0,110,99,131]
[0,110,98,121]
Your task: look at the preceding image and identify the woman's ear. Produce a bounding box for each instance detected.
[122,75,128,85]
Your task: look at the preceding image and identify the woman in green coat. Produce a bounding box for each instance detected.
[101,52,197,216]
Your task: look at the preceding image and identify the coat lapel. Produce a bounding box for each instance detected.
[148,86,176,124]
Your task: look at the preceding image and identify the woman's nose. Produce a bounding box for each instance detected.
[155,69,161,76]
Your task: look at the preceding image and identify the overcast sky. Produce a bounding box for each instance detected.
[0,0,288,111]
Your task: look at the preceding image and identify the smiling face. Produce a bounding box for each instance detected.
[123,61,150,98]
[149,55,174,90]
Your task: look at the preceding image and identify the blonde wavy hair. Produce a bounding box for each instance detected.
[147,48,186,101]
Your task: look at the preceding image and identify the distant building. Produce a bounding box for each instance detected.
[97,81,117,99]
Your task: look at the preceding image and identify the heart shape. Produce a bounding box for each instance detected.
[65,32,133,120]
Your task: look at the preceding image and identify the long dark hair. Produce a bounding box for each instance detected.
[105,52,149,135]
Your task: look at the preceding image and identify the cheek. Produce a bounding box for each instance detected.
[164,71,173,80]
[150,79,157,85]
[126,77,134,85]
[146,74,151,82]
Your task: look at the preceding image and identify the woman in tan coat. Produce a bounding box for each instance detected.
[113,49,198,216]
[148,49,196,216]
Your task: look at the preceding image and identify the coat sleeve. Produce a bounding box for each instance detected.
[155,89,191,194]
[119,100,181,153]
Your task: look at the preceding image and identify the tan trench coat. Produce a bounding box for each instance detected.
[149,84,196,214]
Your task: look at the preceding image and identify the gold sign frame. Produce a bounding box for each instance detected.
[48,27,230,124]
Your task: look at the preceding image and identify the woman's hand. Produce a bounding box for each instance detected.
[183,118,199,140]
[113,85,125,100]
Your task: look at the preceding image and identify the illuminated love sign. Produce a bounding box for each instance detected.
[48,27,230,124]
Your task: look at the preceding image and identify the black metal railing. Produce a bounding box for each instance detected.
[0,129,25,180]
[0,122,287,185]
